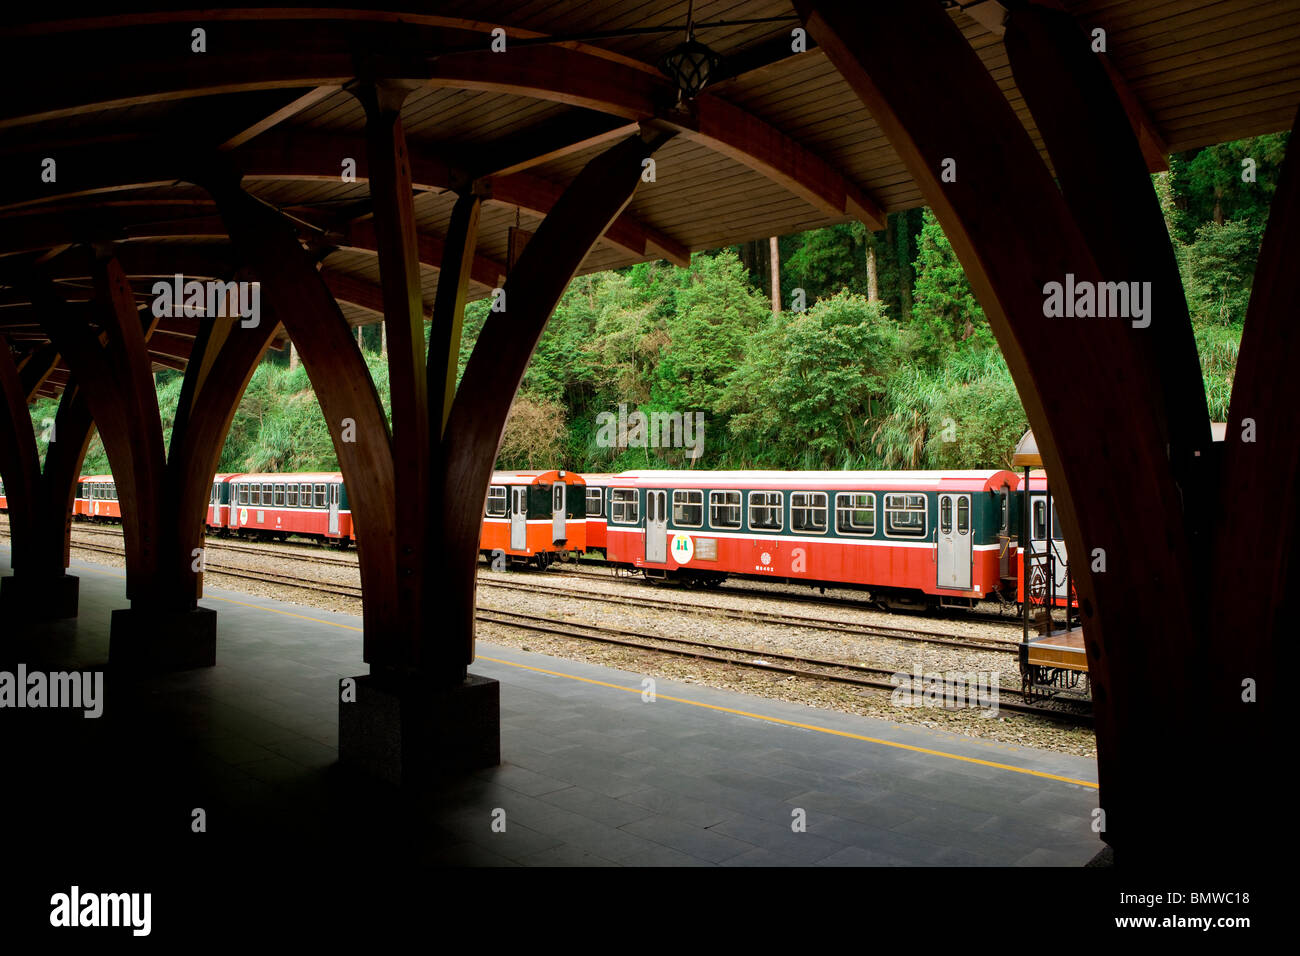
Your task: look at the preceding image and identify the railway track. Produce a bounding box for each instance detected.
[65,524,1022,653]
[65,525,1025,655]
[477,608,1091,726]
[477,573,1022,655]
[62,536,1090,726]
[65,523,1027,628]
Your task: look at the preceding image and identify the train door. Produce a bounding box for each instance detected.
[510,486,527,551]
[328,482,340,535]
[645,489,668,563]
[1028,494,1069,601]
[551,483,566,544]
[936,493,973,590]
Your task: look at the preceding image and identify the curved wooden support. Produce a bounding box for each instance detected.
[1208,107,1300,754]
[1004,5,1212,497]
[0,335,42,568]
[205,173,400,660]
[18,343,60,401]
[358,82,430,658]
[795,0,1200,857]
[39,383,95,575]
[161,312,283,603]
[429,192,482,437]
[37,263,167,603]
[436,131,672,679]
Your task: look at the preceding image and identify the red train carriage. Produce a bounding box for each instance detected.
[600,470,1018,608]
[579,473,615,553]
[76,475,122,521]
[480,470,587,567]
[224,472,353,545]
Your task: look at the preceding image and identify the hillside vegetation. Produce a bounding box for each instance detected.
[31,134,1283,476]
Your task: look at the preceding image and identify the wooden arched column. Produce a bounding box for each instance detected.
[794,0,1221,863]
[203,172,401,658]
[38,258,167,606]
[0,335,97,619]
[33,256,282,667]
[1204,107,1300,841]
[206,125,670,782]
[436,129,673,680]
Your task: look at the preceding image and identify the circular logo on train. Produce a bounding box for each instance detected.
[670,534,694,564]
[760,551,772,566]
[239,508,248,524]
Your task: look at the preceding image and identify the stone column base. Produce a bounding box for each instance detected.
[109,606,217,671]
[339,672,500,785]
[0,573,79,619]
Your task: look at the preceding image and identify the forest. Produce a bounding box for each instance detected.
[33,133,1287,476]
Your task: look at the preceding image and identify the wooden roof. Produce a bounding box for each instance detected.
[2,1,1297,396]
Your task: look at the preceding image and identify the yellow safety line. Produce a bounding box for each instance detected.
[476,656,1098,789]
[69,560,1098,789]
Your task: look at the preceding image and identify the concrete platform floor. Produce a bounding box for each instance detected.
[0,548,1101,868]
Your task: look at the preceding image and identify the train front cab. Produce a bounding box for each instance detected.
[1012,430,1088,699]
[207,474,236,531]
[480,470,587,567]
[79,476,121,521]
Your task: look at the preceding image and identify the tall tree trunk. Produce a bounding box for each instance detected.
[288,341,299,372]
[867,243,879,301]
[356,325,364,350]
[381,319,388,359]
[769,236,781,313]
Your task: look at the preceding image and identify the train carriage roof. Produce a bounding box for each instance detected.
[225,472,346,482]
[606,470,1017,491]
[490,470,587,485]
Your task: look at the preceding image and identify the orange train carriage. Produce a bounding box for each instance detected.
[479,470,587,568]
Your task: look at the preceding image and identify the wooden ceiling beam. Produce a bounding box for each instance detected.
[0,17,885,232]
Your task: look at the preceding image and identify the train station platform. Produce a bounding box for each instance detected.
[0,548,1102,869]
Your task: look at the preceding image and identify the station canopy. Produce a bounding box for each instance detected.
[2,1,1297,398]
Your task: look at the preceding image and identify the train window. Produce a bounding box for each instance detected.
[1032,499,1047,540]
[486,486,507,517]
[1000,488,1009,532]
[836,493,875,535]
[884,493,927,538]
[940,497,952,534]
[111,484,118,500]
[585,487,603,518]
[1051,504,1064,541]
[256,482,268,506]
[709,491,741,529]
[274,484,285,506]
[314,484,327,509]
[957,496,969,534]
[610,488,639,524]
[287,485,298,507]
[790,492,828,534]
[749,491,783,532]
[672,490,703,528]
[298,483,309,504]
[553,485,563,511]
